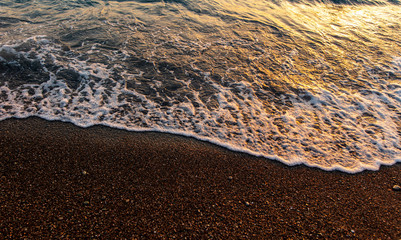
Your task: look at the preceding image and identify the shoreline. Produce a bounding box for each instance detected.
[1,115,393,174]
[1,117,400,238]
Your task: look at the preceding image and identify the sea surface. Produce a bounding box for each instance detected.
[1,0,401,172]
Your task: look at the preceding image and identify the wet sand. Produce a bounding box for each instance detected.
[1,117,400,239]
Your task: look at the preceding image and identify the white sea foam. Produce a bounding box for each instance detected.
[1,5,401,173]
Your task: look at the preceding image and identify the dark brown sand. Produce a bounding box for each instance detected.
[1,117,400,239]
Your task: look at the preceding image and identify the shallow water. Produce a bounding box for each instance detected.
[1,0,401,172]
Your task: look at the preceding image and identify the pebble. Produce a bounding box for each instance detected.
[392,185,401,191]
[83,201,90,206]
[228,176,233,180]
[82,170,88,175]
[61,45,71,52]
[245,201,250,206]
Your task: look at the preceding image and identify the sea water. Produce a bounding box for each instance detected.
[1,0,401,172]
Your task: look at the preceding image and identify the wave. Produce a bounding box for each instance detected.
[1,0,401,172]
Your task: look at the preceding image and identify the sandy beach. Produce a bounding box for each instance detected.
[1,117,400,239]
